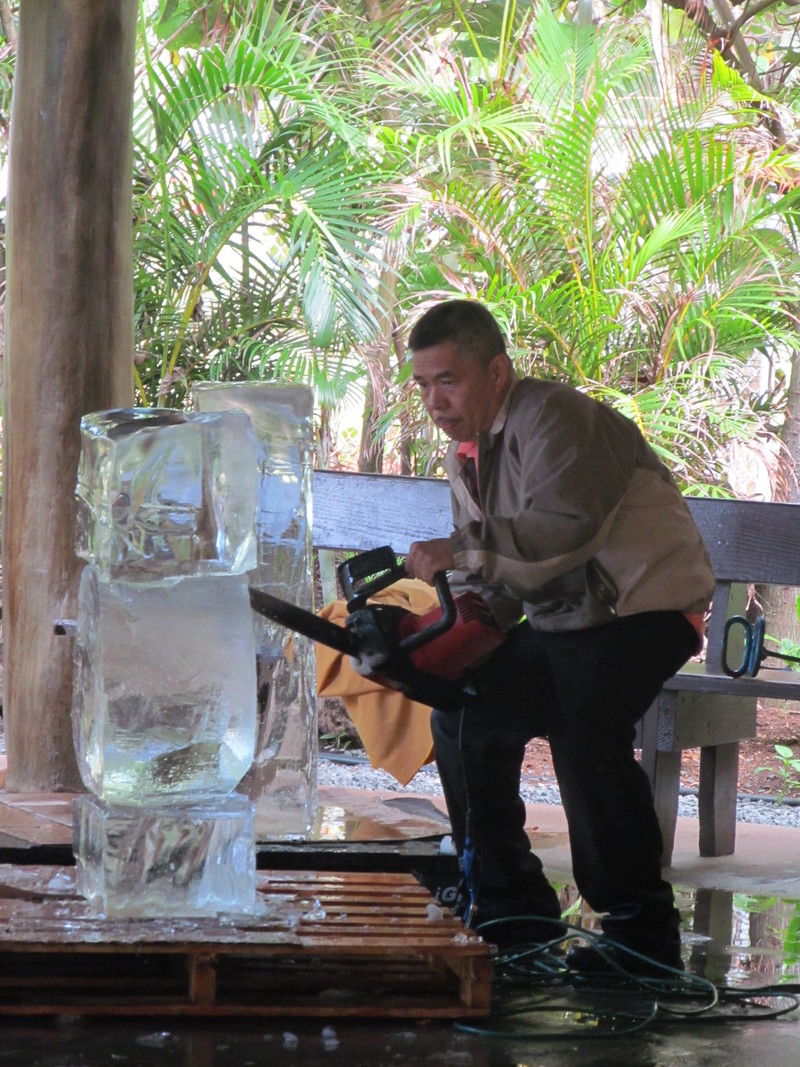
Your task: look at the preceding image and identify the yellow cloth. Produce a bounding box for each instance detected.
[315,578,437,786]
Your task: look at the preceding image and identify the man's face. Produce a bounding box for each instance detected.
[412,341,509,442]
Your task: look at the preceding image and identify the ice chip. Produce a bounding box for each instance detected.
[75,407,258,581]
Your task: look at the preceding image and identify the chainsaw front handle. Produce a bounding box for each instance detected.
[396,570,457,654]
[338,545,406,608]
[337,546,459,655]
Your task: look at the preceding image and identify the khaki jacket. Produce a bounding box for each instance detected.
[445,377,715,632]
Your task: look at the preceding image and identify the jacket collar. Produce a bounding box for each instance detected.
[486,371,520,438]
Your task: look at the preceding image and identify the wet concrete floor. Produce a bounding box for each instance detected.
[1,882,798,1066]
[1,801,799,1066]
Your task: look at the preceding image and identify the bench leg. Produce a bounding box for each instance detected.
[698,742,739,857]
[637,701,681,866]
[649,750,682,868]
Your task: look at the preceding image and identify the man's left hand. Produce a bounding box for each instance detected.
[405,538,455,585]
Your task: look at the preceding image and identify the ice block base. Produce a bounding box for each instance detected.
[73,793,256,918]
[252,770,318,841]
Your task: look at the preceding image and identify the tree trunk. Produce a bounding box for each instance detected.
[761,347,800,651]
[393,325,413,476]
[3,0,136,791]
[357,0,398,475]
[780,351,800,504]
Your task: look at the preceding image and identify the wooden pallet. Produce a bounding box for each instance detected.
[0,865,492,1018]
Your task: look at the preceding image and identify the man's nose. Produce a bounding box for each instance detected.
[428,385,448,412]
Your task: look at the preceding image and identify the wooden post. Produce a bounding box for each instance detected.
[3,1,136,790]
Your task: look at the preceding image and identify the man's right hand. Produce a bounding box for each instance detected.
[405,538,455,585]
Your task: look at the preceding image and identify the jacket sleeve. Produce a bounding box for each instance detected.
[449,388,642,595]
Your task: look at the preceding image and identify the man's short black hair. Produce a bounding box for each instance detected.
[408,299,507,366]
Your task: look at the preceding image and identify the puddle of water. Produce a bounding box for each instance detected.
[685,886,800,988]
[549,880,800,990]
[312,804,407,841]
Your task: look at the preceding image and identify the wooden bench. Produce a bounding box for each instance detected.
[640,498,800,864]
[313,470,800,866]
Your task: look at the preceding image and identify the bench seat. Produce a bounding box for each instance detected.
[665,662,800,699]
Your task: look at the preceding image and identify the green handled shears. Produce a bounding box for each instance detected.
[722,615,800,678]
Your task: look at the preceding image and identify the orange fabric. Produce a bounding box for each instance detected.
[315,578,438,786]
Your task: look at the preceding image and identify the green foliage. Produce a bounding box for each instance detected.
[756,744,800,800]
[765,596,800,671]
[320,729,353,752]
[148,0,262,48]
[133,0,392,407]
[3,0,799,483]
[373,4,800,488]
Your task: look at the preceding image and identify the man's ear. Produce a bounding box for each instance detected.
[489,352,511,391]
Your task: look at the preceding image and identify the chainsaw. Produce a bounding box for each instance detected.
[248,545,506,710]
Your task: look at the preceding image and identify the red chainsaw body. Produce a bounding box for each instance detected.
[396,591,506,680]
[251,546,505,709]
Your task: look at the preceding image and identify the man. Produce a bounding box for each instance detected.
[404,299,714,972]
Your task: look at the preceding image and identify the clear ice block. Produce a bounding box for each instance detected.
[72,565,258,805]
[193,382,317,839]
[246,633,318,840]
[75,407,258,582]
[73,792,256,918]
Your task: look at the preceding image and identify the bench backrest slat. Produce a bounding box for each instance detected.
[313,471,452,553]
[686,499,800,586]
[314,471,800,587]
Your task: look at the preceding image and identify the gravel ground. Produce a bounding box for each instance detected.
[4,708,798,828]
[318,751,800,828]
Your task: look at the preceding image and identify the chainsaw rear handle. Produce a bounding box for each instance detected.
[338,546,406,607]
[337,545,458,654]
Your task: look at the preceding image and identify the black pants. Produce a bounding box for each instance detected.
[431,611,698,944]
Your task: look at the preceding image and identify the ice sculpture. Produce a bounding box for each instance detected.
[71,407,260,918]
[72,568,257,804]
[73,793,255,919]
[75,407,257,581]
[193,382,317,840]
